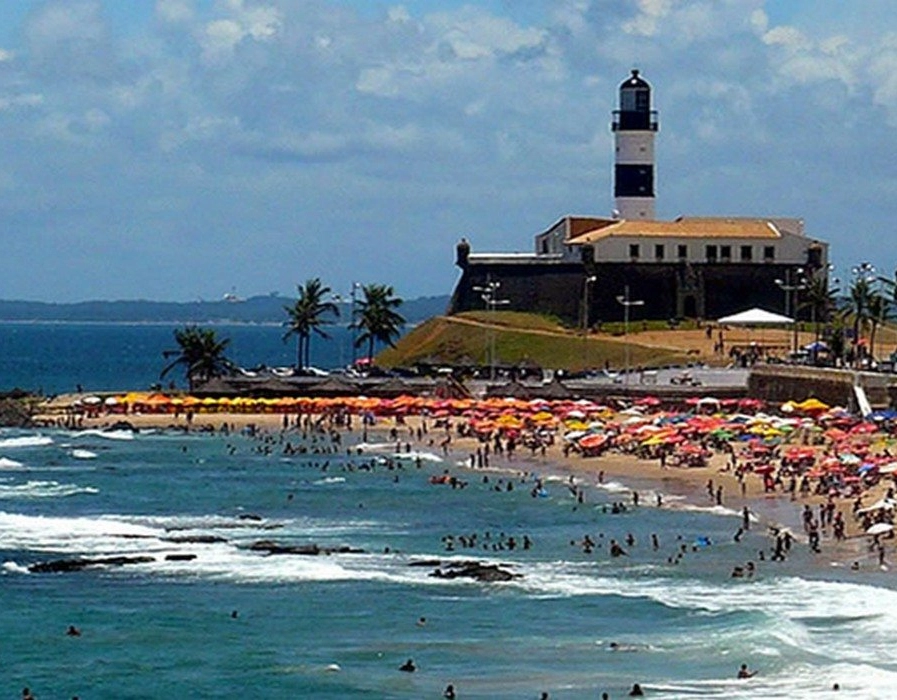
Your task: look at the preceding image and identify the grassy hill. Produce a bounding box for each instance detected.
[378,311,697,371]
[380,310,897,372]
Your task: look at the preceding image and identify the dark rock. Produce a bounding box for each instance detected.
[408,559,443,567]
[29,555,156,573]
[162,535,228,544]
[238,513,263,521]
[429,560,520,582]
[247,540,365,556]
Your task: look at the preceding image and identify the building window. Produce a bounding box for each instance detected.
[740,245,752,262]
[720,245,731,262]
[706,245,718,262]
[764,246,775,261]
[629,244,640,260]
[655,244,664,261]
[677,244,687,260]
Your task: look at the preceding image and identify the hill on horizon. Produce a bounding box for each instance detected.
[0,294,451,325]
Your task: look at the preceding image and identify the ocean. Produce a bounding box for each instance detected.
[2,324,897,698]
[0,322,360,396]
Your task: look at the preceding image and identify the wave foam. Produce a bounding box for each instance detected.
[0,481,98,500]
[0,435,53,449]
[73,429,134,441]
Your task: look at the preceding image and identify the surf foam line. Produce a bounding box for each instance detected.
[71,429,135,441]
[0,481,98,500]
[0,435,53,449]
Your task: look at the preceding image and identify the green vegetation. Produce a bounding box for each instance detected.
[0,391,37,427]
[283,278,340,369]
[352,284,406,360]
[161,326,235,391]
[378,312,693,370]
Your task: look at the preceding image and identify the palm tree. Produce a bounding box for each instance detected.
[846,275,875,365]
[351,283,405,364]
[800,274,838,349]
[161,326,235,391]
[283,279,340,370]
[868,291,891,360]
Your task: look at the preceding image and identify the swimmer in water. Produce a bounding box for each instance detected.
[399,658,416,672]
[66,625,81,636]
[737,663,757,678]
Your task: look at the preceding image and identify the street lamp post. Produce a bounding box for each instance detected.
[775,268,808,354]
[850,262,876,367]
[473,279,510,381]
[350,281,361,365]
[582,275,597,369]
[615,285,644,386]
[331,293,346,368]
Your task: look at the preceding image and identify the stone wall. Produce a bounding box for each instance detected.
[748,366,896,410]
[450,258,807,325]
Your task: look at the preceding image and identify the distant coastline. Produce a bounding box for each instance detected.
[0,294,450,325]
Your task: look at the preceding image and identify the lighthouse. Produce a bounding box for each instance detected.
[612,69,658,220]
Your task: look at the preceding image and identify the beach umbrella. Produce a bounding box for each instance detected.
[794,398,830,414]
[866,523,894,536]
[857,498,897,514]
[578,434,607,449]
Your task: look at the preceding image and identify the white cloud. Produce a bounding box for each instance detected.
[356,65,401,97]
[387,5,412,25]
[749,9,768,34]
[156,0,194,24]
[623,0,674,37]
[0,93,43,111]
[763,25,812,51]
[428,8,546,60]
[198,1,281,64]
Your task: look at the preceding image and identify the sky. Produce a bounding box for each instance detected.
[1,0,897,302]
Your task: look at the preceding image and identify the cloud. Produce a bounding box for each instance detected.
[197,0,282,65]
[156,0,195,25]
[623,0,674,37]
[2,0,897,301]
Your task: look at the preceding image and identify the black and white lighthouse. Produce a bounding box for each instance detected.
[611,69,658,220]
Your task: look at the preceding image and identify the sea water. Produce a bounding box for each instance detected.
[3,426,897,698]
[0,322,359,395]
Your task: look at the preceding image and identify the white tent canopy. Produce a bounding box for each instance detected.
[717,307,794,325]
